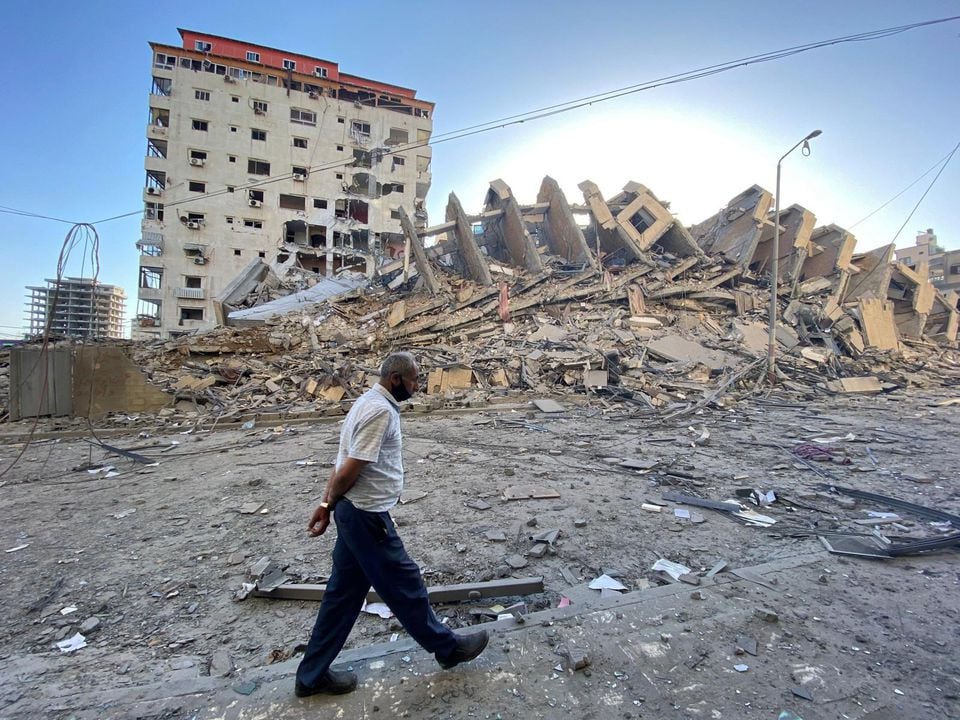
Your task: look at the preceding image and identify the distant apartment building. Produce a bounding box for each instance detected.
[136,29,435,339]
[895,229,960,294]
[25,278,126,339]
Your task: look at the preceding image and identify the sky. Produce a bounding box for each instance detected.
[0,1,957,337]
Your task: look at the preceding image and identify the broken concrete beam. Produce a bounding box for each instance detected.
[446,192,493,286]
[858,298,900,351]
[399,207,440,295]
[645,334,735,371]
[824,376,883,394]
[799,224,856,280]
[845,244,894,302]
[484,179,545,274]
[752,204,816,286]
[535,176,596,267]
[688,185,773,268]
[578,179,647,261]
[254,576,545,603]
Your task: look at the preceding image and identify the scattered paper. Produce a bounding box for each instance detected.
[674,508,691,519]
[57,633,87,653]
[362,602,394,619]
[811,433,855,444]
[60,606,78,616]
[651,559,692,581]
[588,574,627,591]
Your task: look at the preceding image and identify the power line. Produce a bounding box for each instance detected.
[2,14,959,228]
[849,147,956,229]
[890,140,959,245]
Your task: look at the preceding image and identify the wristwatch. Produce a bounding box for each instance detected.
[319,501,332,511]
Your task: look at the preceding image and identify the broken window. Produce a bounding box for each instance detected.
[415,108,429,119]
[145,170,166,192]
[137,232,163,256]
[185,276,202,289]
[283,59,296,70]
[248,159,270,175]
[416,155,431,173]
[313,198,327,209]
[627,208,655,235]
[334,199,369,223]
[309,226,327,248]
[416,129,431,143]
[246,50,260,62]
[251,128,266,141]
[348,172,377,198]
[253,100,268,114]
[248,190,264,202]
[352,149,373,169]
[136,298,162,326]
[180,307,204,322]
[139,267,163,289]
[144,202,164,221]
[351,120,371,137]
[382,182,404,196]
[151,77,172,96]
[279,194,306,211]
[189,181,205,193]
[154,53,176,69]
[192,119,209,131]
[243,219,263,229]
[149,107,170,127]
[386,128,408,146]
[293,137,308,149]
[284,79,303,92]
[290,108,316,125]
[195,40,212,52]
[147,139,167,158]
[392,155,405,170]
[194,89,210,101]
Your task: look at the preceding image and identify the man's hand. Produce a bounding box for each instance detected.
[307,504,331,537]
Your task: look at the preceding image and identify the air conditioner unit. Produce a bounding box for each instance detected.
[186,221,201,230]
[248,199,262,208]
[194,256,207,265]
[146,187,161,195]
[293,173,306,182]
[190,158,205,167]
[224,75,236,83]
[308,91,319,99]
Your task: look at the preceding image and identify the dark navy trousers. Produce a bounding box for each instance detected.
[296,498,458,688]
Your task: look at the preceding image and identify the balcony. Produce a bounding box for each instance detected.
[175,287,206,300]
[138,286,163,301]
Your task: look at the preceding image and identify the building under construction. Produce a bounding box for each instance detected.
[24,277,126,339]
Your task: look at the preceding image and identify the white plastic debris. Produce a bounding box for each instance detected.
[56,633,87,653]
[588,574,627,591]
[362,602,394,619]
[4,544,29,553]
[60,606,78,616]
[651,559,692,581]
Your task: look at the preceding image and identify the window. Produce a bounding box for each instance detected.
[151,77,172,96]
[391,209,401,220]
[392,156,405,169]
[313,199,328,209]
[144,202,164,221]
[155,53,176,69]
[227,186,235,193]
[253,100,268,114]
[192,119,209,131]
[248,190,264,202]
[335,173,343,180]
[283,59,296,71]
[258,251,266,258]
[292,166,308,178]
[337,117,345,124]
[246,51,260,62]
[230,126,238,133]
[140,267,163,289]
[244,219,263,229]
[195,40,212,52]
[189,149,207,160]
[185,276,202,289]
[314,66,328,78]
[226,216,234,224]
[147,139,167,158]
[383,183,404,195]
[248,159,270,175]
[251,129,267,141]
[293,137,308,149]
[290,108,316,125]
[231,96,240,103]
[351,120,371,137]
[353,149,372,168]
[336,145,344,152]
[951,264,960,276]
[279,194,306,210]
[234,249,242,256]
[180,307,204,321]
[189,181,206,193]
[194,89,210,101]
[386,128,408,146]
[186,212,205,223]
[228,155,237,163]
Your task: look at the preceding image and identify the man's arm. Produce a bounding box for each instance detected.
[306,457,368,537]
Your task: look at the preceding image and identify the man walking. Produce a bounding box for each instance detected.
[295,352,488,697]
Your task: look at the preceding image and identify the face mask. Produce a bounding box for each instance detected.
[391,377,412,402]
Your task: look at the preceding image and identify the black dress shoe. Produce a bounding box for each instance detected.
[295,669,358,697]
[436,630,489,669]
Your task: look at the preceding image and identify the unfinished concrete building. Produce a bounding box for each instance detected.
[24,278,126,340]
[136,29,434,339]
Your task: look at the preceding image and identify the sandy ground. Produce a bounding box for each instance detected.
[0,388,958,719]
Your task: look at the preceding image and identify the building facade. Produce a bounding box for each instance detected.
[25,278,126,339]
[895,229,960,294]
[136,29,434,339]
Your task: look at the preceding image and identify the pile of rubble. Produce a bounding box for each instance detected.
[4,175,959,425]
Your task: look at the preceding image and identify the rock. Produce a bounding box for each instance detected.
[689,591,705,600]
[755,607,779,623]
[79,617,101,634]
[573,518,587,528]
[504,554,528,569]
[679,574,700,586]
[210,649,234,677]
[526,516,539,527]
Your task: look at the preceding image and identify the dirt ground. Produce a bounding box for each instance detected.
[0,388,958,719]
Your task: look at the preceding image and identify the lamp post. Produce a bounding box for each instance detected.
[766,129,822,383]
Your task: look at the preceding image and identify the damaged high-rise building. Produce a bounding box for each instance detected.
[135,29,434,339]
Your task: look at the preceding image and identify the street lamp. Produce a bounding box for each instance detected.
[766,129,822,383]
